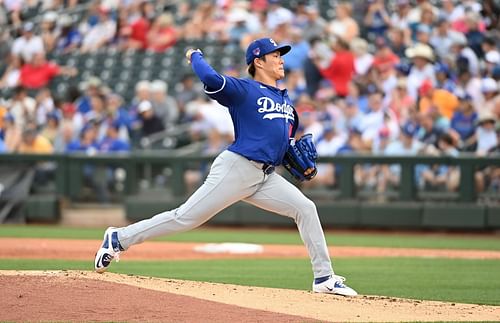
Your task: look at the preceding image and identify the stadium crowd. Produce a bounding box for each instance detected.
[0,0,499,195]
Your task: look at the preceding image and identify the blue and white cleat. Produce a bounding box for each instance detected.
[313,275,358,296]
[94,227,124,273]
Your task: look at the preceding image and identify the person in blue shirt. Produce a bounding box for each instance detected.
[450,94,477,150]
[98,121,130,153]
[94,37,357,297]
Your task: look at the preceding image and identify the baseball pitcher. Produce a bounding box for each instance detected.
[94,37,357,296]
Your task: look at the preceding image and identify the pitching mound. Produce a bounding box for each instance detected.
[1,271,498,322]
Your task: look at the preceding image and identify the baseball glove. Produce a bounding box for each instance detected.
[282,133,318,181]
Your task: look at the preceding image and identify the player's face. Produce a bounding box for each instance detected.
[261,51,285,80]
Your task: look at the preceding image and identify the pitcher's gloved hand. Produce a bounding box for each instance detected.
[282,134,318,181]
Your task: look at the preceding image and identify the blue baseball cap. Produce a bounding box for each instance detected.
[245,38,291,65]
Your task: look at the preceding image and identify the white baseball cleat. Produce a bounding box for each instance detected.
[313,275,358,296]
[94,227,124,273]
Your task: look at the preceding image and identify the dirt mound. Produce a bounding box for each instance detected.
[1,271,498,322]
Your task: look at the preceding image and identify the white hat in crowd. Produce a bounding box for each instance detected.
[138,100,153,113]
[481,78,498,93]
[485,51,500,65]
[405,43,434,62]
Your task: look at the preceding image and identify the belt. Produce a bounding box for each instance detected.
[250,160,275,175]
[261,163,275,175]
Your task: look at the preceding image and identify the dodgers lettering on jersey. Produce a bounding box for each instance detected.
[190,53,294,165]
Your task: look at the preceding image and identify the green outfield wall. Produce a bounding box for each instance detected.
[1,153,499,229]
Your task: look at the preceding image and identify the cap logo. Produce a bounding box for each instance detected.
[269,38,278,47]
[253,47,261,56]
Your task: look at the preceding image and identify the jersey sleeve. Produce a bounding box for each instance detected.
[190,52,247,107]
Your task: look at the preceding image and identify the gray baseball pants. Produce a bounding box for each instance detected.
[117,150,334,278]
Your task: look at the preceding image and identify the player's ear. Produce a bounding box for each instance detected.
[253,57,264,69]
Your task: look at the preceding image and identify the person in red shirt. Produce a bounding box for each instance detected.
[19,51,77,89]
[146,13,178,52]
[312,38,355,97]
[371,37,400,72]
[126,1,155,49]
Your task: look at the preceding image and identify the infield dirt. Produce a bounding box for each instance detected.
[1,238,499,322]
[1,270,499,322]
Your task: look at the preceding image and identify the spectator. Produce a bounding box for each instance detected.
[106,93,131,141]
[358,90,386,148]
[2,113,22,152]
[304,37,331,97]
[283,27,309,72]
[313,38,355,98]
[420,133,459,191]
[304,125,346,189]
[415,24,432,46]
[0,54,23,89]
[55,15,82,54]
[301,5,327,42]
[372,37,400,73]
[126,0,154,50]
[53,120,74,152]
[34,87,55,127]
[137,100,165,137]
[441,0,465,24]
[390,0,411,31]
[414,5,436,40]
[40,110,62,146]
[17,125,53,154]
[297,109,323,143]
[146,13,178,52]
[388,78,414,124]
[455,70,483,104]
[40,11,59,53]
[342,96,364,132]
[374,63,398,100]
[150,80,179,128]
[8,86,36,127]
[478,78,500,116]
[19,51,77,90]
[407,0,439,26]
[98,122,130,153]
[405,42,436,99]
[284,70,306,104]
[227,8,252,44]
[482,40,500,73]
[378,123,422,194]
[327,2,359,42]
[11,22,44,62]
[417,112,444,147]
[66,123,99,153]
[430,18,462,61]
[434,62,456,93]
[81,6,117,53]
[464,11,485,58]
[450,32,479,76]
[350,37,373,76]
[474,112,498,156]
[175,74,199,123]
[418,79,460,119]
[387,27,409,59]
[363,0,390,40]
[266,0,293,31]
[450,94,477,149]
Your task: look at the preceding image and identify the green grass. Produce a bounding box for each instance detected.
[2,257,499,306]
[0,225,499,250]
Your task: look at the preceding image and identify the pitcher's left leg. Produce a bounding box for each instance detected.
[243,173,333,278]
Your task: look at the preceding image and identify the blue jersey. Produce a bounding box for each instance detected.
[191,52,295,165]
